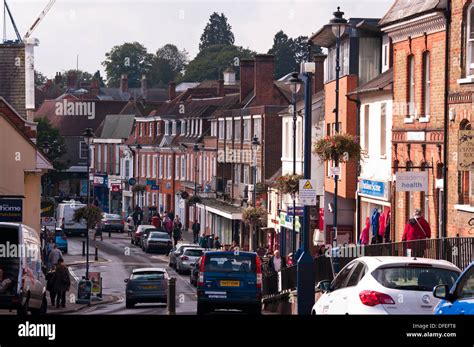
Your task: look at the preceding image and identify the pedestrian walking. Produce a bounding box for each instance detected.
[52,259,70,309]
[402,209,431,257]
[207,234,215,249]
[214,236,221,250]
[199,234,207,248]
[94,225,103,241]
[132,205,143,227]
[192,219,200,244]
[45,267,56,306]
[48,245,62,270]
[172,216,182,245]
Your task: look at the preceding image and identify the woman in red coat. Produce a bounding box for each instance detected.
[402,209,431,257]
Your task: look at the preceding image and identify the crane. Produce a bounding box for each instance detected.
[24,0,56,39]
[3,0,21,42]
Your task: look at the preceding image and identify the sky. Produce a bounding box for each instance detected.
[4,0,393,79]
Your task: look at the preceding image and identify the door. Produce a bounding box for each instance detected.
[320,261,357,314]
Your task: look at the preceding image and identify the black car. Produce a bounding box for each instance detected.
[143,232,172,254]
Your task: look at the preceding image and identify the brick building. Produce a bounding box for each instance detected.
[380,0,448,240]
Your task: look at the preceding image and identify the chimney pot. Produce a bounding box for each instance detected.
[218,80,225,97]
[120,74,129,93]
[169,81,176,100]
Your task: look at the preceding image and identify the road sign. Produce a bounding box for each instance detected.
[299,179,317,206]
[128,178,137,186]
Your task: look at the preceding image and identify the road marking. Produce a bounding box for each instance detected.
[68,267,80,282]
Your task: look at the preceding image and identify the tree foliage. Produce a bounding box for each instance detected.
[35,117,69,171]
[199,12,235,51]
[73,205,103,230]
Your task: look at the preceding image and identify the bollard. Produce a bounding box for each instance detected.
[109,230,112,238]
[95,245,99,261]
[167,277,176,315]
[82,241,85,256]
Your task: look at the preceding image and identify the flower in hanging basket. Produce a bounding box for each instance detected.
[188,195,202,205]
[242,206,267,226]
[275,174,304,196]
[132,184,147,193]
[313,133,361,163]
[73,205,103,229]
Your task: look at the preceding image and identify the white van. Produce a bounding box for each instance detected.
[0,223,47,315]
[56,200,87,236]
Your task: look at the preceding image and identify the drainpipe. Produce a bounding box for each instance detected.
[442,1,451,238]
[347,94,361,241]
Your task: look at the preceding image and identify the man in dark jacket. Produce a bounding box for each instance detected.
[192,220,200,244]
[268,250,287,272]
[53,259,70,309]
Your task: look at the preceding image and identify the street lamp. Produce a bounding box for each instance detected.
[134,141,142,208]
[329,7,348,255]
[193,144,199,221]
[82,127,95,280]
[286,71,303,252]
[251,135,260,251]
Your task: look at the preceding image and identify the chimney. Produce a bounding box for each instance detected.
[54,72,62,85]
[45,79,53,91]
[67,71,77,89]
[90,79,100,96]
[223,67,236,85]
[239,59,255,103]
[120,74,128,93]
[218,79,225,97]
[168,81,176,100]
[141,75,148,100]
[254,54,275,105]
[313,53,326,94]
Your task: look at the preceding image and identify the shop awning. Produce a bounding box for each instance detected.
[198,198,243,220]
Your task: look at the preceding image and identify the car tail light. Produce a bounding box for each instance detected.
[181,256,189,261]
[198,255,206,287]
[256,256,262,289]
[121,220,125,225]
[359,290,395,307]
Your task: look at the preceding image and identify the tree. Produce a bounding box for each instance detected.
[181,44,255,82]
[73,205,103,230]
[156,44,188,75]
[35,70,47,86]
[35,117,69,171]
[267,31,322,79]
[149,44,189,86]
[199,12,235,51]
[102,42,153,88]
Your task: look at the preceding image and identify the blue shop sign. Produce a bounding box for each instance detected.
[146,179,156,186]
[151,185,159,191]
[359,179,386,198]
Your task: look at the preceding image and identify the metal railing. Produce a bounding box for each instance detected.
[262,237,474,298]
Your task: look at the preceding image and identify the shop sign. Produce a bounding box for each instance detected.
[395,172,428,192]
[93,175,108,187]
[458,130,474,171]
[0,199,22,222]
[111,184,121,192]
[359,179,387,199]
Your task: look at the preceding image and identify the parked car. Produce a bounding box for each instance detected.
[176,248,204,274]
[140,228,161,250]
[98,213,125,233]
[433,261,474,315]
[125,268,168,308]
[131,225,155,246]
[311,257,461,315]
[0,223,47,315]
[168,243,198,268]
[196,251,262,315]
[190,257,202,287]
[143,232,172,254]
[53,228,68,253]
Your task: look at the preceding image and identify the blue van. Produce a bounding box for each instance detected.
[196,251,262,315]
[433,261,474,315]
[54,228,68,253]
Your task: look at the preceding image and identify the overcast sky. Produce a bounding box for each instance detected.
[6,0,392,79]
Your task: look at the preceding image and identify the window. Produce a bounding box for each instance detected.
[467,5,474,77]
[243,165,250,184]
[149,123,153,137]
[218,120,225,140]
[139,123,143,137]
[226,119,233,139]
[234,119,241,141]
[406,161,413,221]
[181,156,185,179]
[244,119,251,140]
[420,162,429,222]
[172,121,177,135]
[156,121,160,135]
[346,262,366,287]
[422,52,431,117]
[109,144,114,173]
[159,156,163,178]
[331,261,357,291]
[152,155,157,177]
[364,105,370,153]
[115,145,120,174]
[79,141,88,159]
[459,120,472,205]
[234,164,241,184]
[456,267,474,299]
[359,37,381,85]
[125,160,130,178]
[167,156,172,178]
[165,121,169,136]
[146,155,151,178]
[408,55,415,117]
[104,145,108,174]
[254,118,261,139]
[380,103,387,156]
[175,156,180,179]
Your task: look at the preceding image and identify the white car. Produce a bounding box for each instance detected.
[312,256,461,315]
[175,247,205,274]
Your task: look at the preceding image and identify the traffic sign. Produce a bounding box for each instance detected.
[128,178,137,186]
[299,179,317,206]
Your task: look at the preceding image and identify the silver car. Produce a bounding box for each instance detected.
[176,247,205,274]
[168,243,198,269]
[125,268,168,308]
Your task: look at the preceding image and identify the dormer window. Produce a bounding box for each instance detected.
[165,121,170,136]
[149,122,153,137]
[181,120,186,135]
[177,121,182,135]
[156,121,160,135]
[139,123,143,137]
[191,119,195,136]
[172,121,177,135]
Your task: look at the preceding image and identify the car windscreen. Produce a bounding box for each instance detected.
[204,254,256,273]
[372,266,459,291]
[184,249,203,257]
[131,271,165,281]
[149,232,169,239]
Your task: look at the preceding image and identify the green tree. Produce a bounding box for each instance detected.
[102,42,153,88]
[199,12,235,51]
[35,70,47,86]
[149,44,189,86]
[182,44,255,82]
[73,205,103,230]
[57,69,94,88]
[35,117,69,171]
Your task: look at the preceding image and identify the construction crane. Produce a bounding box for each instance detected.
[3,0,21,42]
[24,0,56,39]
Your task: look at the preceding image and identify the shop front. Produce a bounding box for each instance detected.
[358,179,391,243]
[93,174,109,213]
[278,211,301,257]
[109,181,122,215]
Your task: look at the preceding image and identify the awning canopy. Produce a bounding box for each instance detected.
[197,198,243,220]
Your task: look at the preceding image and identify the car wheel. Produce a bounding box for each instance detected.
[125,299,135,309]
[31,294,47,316]
[197,302,209,315]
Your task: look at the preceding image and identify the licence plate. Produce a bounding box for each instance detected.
[220,280,240,287]
[141,285,157,289]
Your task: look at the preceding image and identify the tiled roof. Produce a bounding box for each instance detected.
[379,0,447,26]
[99,114,135,139]
[348,69,393,95]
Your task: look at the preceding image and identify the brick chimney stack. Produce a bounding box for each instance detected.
[168,81,176,100]
[67,71,77,89]
[90,79,100,96]
[239,59,255,103]
[54,72,62,85]
[218,79,225,97]
[253,54,275,105]
[313,53,326,94]
[120,74,128,93]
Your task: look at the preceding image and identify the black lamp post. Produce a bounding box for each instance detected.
[134,141,142,207]
[329,7,348,253]
[83,127,95,280]
[286,71,303,251]
[251,135,260,250]
[193,144,199,220]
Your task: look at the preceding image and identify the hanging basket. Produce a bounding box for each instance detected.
[242,206,267,226]
[132,184,147,193]
[313,134,361,163]
[188,195,202,205]
[73,205,103,229]
[275,174,303,196]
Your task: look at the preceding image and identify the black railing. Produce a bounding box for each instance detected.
[262,237,474,298]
